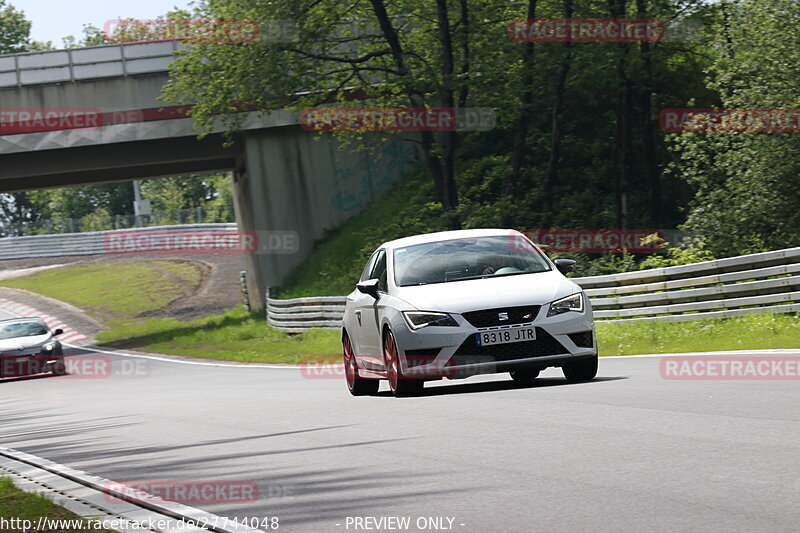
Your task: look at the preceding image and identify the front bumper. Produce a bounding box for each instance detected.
[0,352,62,378]
[392,308,596,379]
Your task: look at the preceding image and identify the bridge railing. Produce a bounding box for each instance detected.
[266,246,800,331]
[0,42,182,88]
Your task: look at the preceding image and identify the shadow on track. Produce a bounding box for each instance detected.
[376,376,628,397]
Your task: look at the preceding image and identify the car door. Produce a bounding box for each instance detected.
[352,249,387,370]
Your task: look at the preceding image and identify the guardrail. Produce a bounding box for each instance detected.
[0,223,237,260]
[267,246,800,331]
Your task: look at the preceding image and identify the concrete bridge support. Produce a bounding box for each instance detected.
[233,127,417,310]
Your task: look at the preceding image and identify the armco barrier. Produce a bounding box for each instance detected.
[0,223,237,261]
[267,246,800,331]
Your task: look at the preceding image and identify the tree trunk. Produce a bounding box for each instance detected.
[457,0,470,109]
[542,0,574,227]
[609,0,631,229]
[435,0,460,226]
[636,0,661,225]
[368,0,459,224]
[507,0,539,199]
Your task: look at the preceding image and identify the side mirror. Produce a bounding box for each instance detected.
[554,259,576,275]
[53,328,64,336]
[356,279,380,299]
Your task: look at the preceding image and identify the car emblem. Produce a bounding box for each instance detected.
[523,314,533,320]
[498,312,509,321]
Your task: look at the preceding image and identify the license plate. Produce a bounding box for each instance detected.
[475,327,536,347]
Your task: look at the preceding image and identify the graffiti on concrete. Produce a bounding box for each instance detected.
[331,137,417,212]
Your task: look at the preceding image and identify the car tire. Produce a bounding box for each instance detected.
[51,357,68,376]
[562,354,598,382]
[509,368,539,385]
[343,333,379,396]
[384,330,424,397]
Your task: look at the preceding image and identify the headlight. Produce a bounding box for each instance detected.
[402,311,458,330]
[547,293,584,317]
[42,343,55,352]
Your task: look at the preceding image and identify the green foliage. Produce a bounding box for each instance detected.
[0,477,113,530]
[0,0,30,54]
[61,23,106,48]
[639,236,715,270]
[275,170,448,297]
[669,0,800,256]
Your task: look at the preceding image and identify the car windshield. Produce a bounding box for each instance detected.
[0,321,49,340]
[393,235,551,287]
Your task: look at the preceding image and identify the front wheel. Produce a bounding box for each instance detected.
[343,333,378,396]
[562,355,598,382]
[510,368,540,385]
[51,357,68,376]
[384,330,424,397]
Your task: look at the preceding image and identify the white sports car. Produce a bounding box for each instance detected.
[341,229,598,397]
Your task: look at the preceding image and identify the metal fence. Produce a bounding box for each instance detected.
[1,206,235,238]
[266,246,800,331]
[0,223,237,260]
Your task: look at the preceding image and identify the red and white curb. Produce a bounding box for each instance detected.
[0,298,89,344]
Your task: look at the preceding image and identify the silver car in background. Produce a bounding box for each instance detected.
[0,318,66,379]
[341,229,598,397]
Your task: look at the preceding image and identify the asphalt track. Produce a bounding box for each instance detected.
[1,308,799,532]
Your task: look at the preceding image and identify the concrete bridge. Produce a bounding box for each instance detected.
[0,42,417,309]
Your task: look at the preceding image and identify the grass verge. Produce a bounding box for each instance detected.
[95,307,341,364]
[597,313,800,356]
[94,310,799,363]
[0,477,112,531]
[1,260,202,322]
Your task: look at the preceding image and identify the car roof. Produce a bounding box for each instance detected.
[0,317,46,325]
[381,228,522,250]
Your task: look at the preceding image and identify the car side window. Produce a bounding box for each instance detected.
[370,250,388,292]
[360,251,379,282]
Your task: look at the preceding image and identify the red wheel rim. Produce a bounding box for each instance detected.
[343,335,357,389]
[385,331,399,392]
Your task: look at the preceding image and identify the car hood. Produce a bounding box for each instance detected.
[393,270,581,313]
[0,333,52,352]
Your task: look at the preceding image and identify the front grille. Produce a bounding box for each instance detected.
[453,327,567,360]
[568,331,594,348]
[461,305,541,328]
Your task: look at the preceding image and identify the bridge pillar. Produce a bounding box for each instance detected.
[232,126,417,311]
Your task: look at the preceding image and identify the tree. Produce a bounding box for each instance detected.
[163,0,528,227]
[669,0,800,256]
[62,23,107,48]
[0,0,29,53]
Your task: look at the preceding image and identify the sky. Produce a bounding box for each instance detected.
[16,0,192,47]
